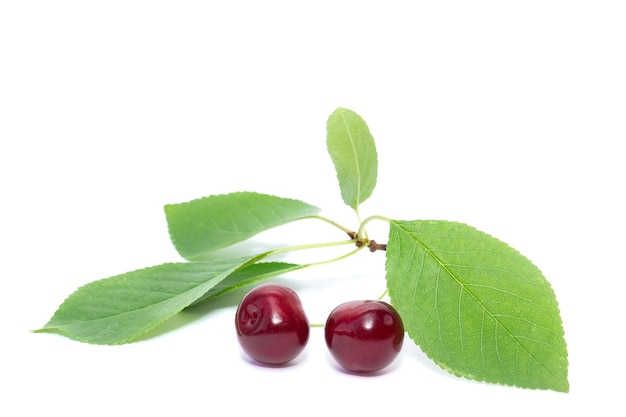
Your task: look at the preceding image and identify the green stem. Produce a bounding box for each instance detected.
[254,214,391,264]
[253,236,367,275]
[306,215,354,235]
[263,238,356,259]
[378,288,389,300]
[357,214,392,242]
[356,209,368,240]
[354,207,363,228]
[304,244,366,267]
[239,238,354,270]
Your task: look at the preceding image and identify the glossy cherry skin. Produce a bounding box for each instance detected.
[235,283,309,365]
[325,300,404,372]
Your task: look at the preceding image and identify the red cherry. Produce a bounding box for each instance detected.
[235,283,309,365]
[325,300,404,372]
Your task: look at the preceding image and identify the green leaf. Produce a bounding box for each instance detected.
[385,220,569,392]
[164,192,320,261]
[188,261,304,306]
[34,257,253,345]
[326,107,378,212]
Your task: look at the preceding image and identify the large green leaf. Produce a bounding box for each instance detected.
[35,257,253,344]
[164,192,320,261]
[326,107,378,212]
[385,220,569,392]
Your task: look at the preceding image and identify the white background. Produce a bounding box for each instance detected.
[1,1,624,415]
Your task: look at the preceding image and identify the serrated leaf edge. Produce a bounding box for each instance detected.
[34,258,252,345]
[387,219,569,392]
[164,191,321,260]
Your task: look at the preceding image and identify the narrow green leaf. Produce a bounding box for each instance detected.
[385,220,569,392]
[189,261,305,306]
[34,257,252,345]
[326,107,378,211]
[164,192,320,261]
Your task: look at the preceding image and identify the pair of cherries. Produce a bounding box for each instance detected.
[235,283,405,373]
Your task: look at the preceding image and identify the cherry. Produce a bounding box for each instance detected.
[235,283,309,365]
[325,300,404,372]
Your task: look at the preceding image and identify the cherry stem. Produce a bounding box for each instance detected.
[254,237,365,270]
[306,215,354,235]
[305,244,366,267]
[262,238,355,259]
[242,214,391,285]
[357,215,392,239]
[350,215,392,250]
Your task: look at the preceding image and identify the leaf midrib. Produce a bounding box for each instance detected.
[339,109,361,207]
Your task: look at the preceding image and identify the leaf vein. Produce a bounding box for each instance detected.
[339,109,362,207]
[393,222,559,379]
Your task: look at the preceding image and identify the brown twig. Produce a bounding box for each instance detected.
[368,240,387,252]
